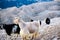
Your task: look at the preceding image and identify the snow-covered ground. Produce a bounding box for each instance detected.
[0,1,60,40]
[38,17,60,40]
[0,17,60,40]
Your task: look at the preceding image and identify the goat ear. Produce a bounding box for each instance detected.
[45,18,50,24]
[0,25,3,29]
[40,21,41,25]
[30,19,34,22]
[13,17,20,24]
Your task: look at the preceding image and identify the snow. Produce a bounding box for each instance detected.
[48,5,60,11]
[0,1,60,24]
[38,17,60,40]
[0,1,60,40]
[32,10,60,20]
[54,0,60,2]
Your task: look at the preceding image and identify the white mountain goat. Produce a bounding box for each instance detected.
[13,17,41,40]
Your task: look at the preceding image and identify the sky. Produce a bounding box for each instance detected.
[0,0,53,9]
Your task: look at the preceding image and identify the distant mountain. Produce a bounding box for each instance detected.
[0,1,60,24]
